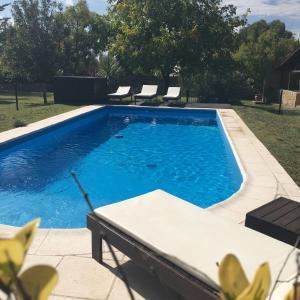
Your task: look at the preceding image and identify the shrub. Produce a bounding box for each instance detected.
[14,120,27,128]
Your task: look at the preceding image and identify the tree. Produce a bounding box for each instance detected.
[97,52,124,88]
[60,0,109,76]
[108,0,245,90]
[2,0,63,85]
[0,3,10,25]
[0,2,10,73]
[234,20,300,96]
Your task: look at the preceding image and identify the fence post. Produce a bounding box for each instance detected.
[278,89,283,115]
[15,80,19,111]
[186,89,189,103]
[43,83,48,105]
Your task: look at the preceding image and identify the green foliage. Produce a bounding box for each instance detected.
[1,0,63,82]
[0,219,59,300]
[97,52,124,88]
[13,120,27,128]
[234,20,300,92]
[108,0,245,88]
[180,61,252,101]
[59,0,110,76]
[0,0,110,81]
[0,3,10,25]
[0,3,10,75]
[0,0,298,103]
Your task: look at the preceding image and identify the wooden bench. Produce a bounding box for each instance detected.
[245,197,300,248]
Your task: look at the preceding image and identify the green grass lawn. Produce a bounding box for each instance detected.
[233,100,300,186]
[0,93,82,132]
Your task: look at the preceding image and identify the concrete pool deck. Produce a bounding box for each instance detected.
[0,105,299,300]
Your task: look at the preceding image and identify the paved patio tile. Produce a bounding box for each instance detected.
[28,230,50,254]
[23,254,62,270]
[289,196,300,202]
[237,185,276,201]
[282,183,300,197]
[54,256,117,300]
[76,241,124,261]
[37,229,91,255]
[219,196,270,215]
[223,120,240,126]
[207,204,244,223]
[50,295,90,300]
[243,163,270,174]
[274,172,297,185]
[245,170,272,180]
[228,128,247,136]
[276,183,289,195]
[247,175,277,188]
[245,170,274,183]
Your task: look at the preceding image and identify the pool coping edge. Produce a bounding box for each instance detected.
[0,105,299,229]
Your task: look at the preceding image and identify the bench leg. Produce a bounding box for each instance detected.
[92,231,103,264]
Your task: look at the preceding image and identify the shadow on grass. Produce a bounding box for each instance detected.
[167,102,186,108]
[106,100,134,105]
[0,100,15,105]
[140,101,162,107]
[25,102,54,108]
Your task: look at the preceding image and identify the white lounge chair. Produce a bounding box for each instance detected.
[87,190,296,300]
[134,85,158,103]
[163,87,181,101]
[108,86,131,101]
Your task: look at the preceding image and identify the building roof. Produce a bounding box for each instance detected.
[276,47,300,71]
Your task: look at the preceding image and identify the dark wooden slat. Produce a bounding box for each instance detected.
[285,217,300,234]
[262,201,299,223]
[275,206,300,227]
[246,197,300,248]
[249,197,290,218]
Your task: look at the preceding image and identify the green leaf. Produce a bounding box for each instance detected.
[19,265,58,300]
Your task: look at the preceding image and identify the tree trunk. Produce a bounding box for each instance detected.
[278,89,283,115]
[15,80,19,111]
[43,90,47,105]
[186,89,190,103]
[262,79,266,103]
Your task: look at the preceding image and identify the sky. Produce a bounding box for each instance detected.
[1,0,300,38]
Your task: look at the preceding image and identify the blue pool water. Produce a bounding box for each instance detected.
[0,107,243,228]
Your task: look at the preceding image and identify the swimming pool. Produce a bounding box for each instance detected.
[0,106,243,228]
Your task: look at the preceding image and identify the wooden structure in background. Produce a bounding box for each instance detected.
[275,47,300,106]
[54,76,108,105]
[276,47,300,91]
